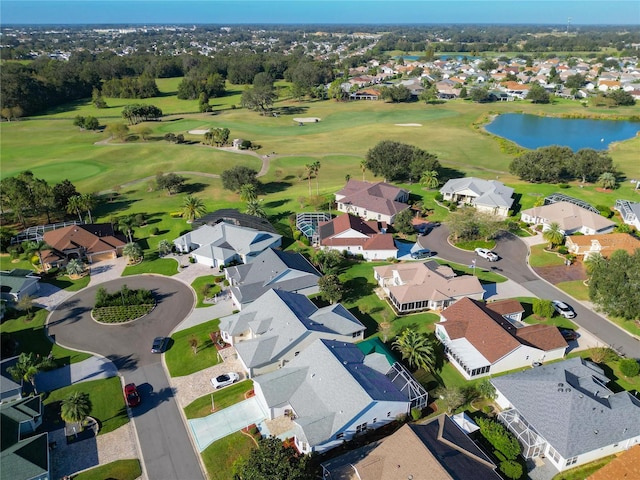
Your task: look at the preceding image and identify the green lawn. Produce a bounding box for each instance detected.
[43,376,128,435]
[0,307,91,367]
[191,275,225,308]
[555,279,590,301]
[452,239,496,251]
[44,273,91,292]
[201,431,256,480]
[518,297,578,328]
[122,256,179,276]
[184,380,254,419]
[165,319,222,377]
[552,456,615,480]
[436,258,508,283]
[73,459,142,480]
[528,244,567,268]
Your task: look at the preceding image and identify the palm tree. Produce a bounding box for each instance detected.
[239,183,258,202]
[16,294,35,318]
[80,193,96,223]
[245,200,267,219]
[543,222,564,249]
[66,258,85,277]
[420,170,439,190]
[23,240,51,273]
[598,171,616,190]
[312,160,321,195]
[60,391,92,425]
[181,195,207,223]
[584,252,606,275]
[7,352,55,394]
[434,386,465,414]
[117,215,136,243]
[158,239,173,257]
[123,242,143,264]
[66,195,84,222]
[305,163,315,197]
[360,159,367,181]
[392,329,436,374]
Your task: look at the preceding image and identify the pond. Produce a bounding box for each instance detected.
[485,113,640,151]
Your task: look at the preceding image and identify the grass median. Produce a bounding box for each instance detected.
[165,319,222,377]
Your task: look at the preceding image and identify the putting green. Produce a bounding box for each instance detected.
[26,161,108,184]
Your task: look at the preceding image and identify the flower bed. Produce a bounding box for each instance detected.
[93,304,155,323]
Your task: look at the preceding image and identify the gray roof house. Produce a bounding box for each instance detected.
[520,201,616,235]
[173,222,282,268]
[439,177,514,217]
[492,357,640,473]
[615,199,640,230]
[1,358,23,403]
[218,289,365,377]
[225,248,321,308]
[0,270,40,302]
[1,396,49,480]
[253,339,425,455]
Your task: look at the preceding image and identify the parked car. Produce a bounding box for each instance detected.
[558,328,579,341]
[552,300,576,319]
[151,336,170,353]
[124,383,141,407]
[211,372,240,389]
[411,249,433,259]
[475,248,499,261]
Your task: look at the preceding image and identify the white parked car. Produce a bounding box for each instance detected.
[475,248,499,262]
[552,300,576,319]
[211,372,240,389]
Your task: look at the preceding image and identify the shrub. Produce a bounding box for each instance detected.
[189,256,196,264]
[293,230,302,241]
[300,237,310,246]
[135,213,146,225]
[435,193,444,202]
[8,245,21,259]
[150,227,159,235]
[596,205,614,218]
[477,417,521,461]
[558,183,570,189]
[410,407,422,421]
[500,460,523,480]
[619,358,640,378]
[557,246,568,255]
[533,299,555,318]
[170,211,183,218]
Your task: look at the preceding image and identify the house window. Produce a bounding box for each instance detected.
[352,331,360,338]
[356,422,368,433]
[566,457,578,467]
[378,214,381,220]
[387,412,391,417]
[294,351,300,356]
[372,418,377,423]
[336,432,344,439]
[363,210,367,216]
[547,446,560,463]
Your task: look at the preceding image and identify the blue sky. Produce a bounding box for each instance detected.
[2,1,639,25]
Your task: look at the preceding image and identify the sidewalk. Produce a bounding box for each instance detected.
[36,356,117,392]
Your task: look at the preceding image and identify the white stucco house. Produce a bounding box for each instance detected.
[615,199,640,230]
[172,222,282,267]
[334,179,409,224]
[435,298,567,379]
[218,289,365,377]
[439,177,515,218]
[318,213,397,261]
[520,201,615,235]
[492,357,640,473]
[252,338,428,454]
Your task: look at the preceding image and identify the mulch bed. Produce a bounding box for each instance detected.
[533,262,588,284]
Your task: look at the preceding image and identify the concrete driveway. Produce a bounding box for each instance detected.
[35,356,117,392]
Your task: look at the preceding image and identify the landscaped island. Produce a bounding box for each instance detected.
[92,284,155,323]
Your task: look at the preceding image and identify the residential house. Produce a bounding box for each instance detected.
[614,199,640,229]
[42,223,126,268]
[252,338,427,454]
[320,416,501,480]
[565,233,640,260]
[1,358,22,403]
[587,445,640,480]
[435,79,461,99]
[597,80,621,91]
[1,396,49,480]
[318,213,397,261]
[435,298,567,379]
[520,201,616,235]
[225,248,320,308]
[173,222,282,268]
[334,179,409,225]
[439,177,515,217]
[0,270,40,302]
[501,81,531,99]
[218,289,365,377]
[373,260,484,314]
[492,357,640,472]
[349,88,381,101]
[192,209,278,234]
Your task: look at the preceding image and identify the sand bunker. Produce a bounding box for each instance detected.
[188,129,209,135]
[395,123,422,127]
[293,117,321,123]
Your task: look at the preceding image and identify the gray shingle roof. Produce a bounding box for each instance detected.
[439,177,514,209]
[491,357,640,459]
[254,339,409,448]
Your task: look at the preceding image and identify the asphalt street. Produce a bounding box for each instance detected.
[48,276,204,480]
[422,224,640,359]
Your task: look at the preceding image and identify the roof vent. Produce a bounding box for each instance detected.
[558,388,563,392]
[558,383,564,387]
[594,430,599,435]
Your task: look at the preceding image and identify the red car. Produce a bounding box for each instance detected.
[124,383,141,407]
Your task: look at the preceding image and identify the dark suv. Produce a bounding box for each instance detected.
[151,336,169,353]
[411,249,432,259]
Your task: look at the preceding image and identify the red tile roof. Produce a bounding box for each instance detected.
[43,224,126,256]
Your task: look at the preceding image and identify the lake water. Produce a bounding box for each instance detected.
[485,113,640,151]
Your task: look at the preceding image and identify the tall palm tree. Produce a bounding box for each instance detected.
[66,258,85,277]
[60,391,92,424]
[23,239,51,273]
[7,352,55,394]
[181,195,207,223]
[305,163,315,197]
[420,170,439,190]
[598,171,616,190]
[123,242,143,263]
[312,161,321,195]
[16,294,35,318]
[239,183,258,203]
[392,329,436,374]
[80,193,96,223]
[543,222,564,249]
[118,215,136,243]
[584,252,606,275]
[360,159,367,181]
[245,200,267,218]
[66,195,84,222]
